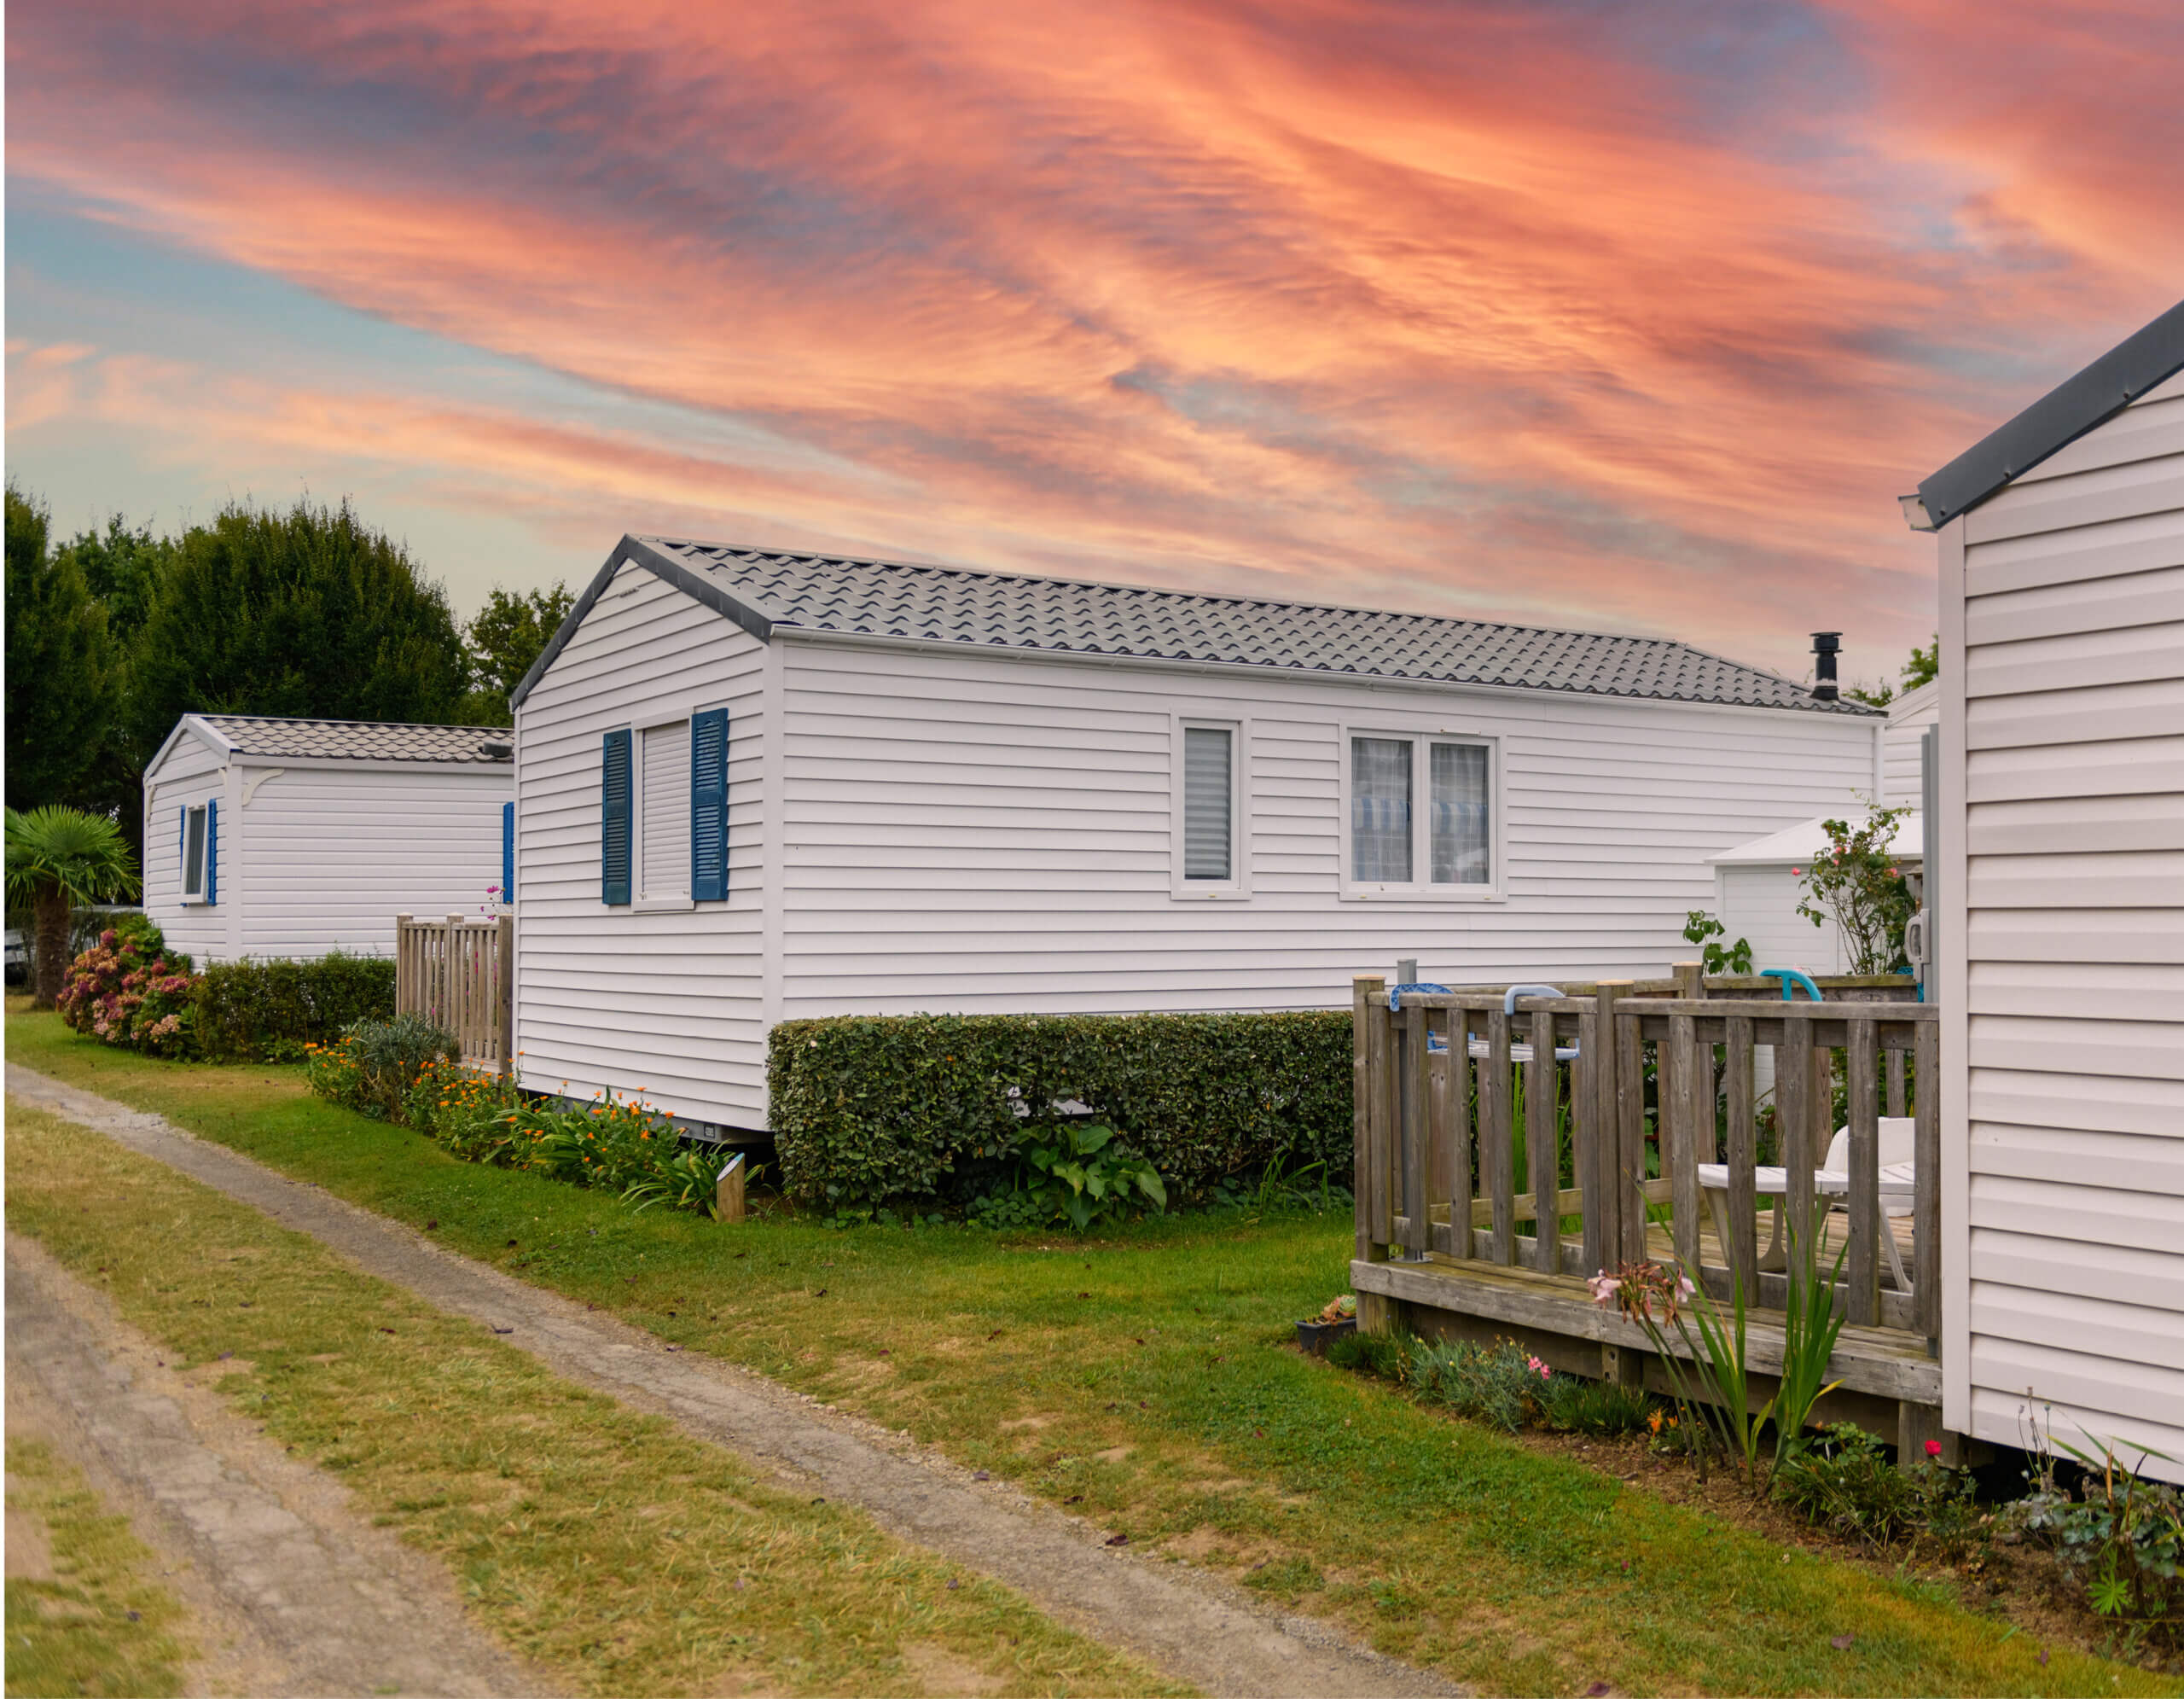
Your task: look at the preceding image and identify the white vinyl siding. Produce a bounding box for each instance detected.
[1882,680,1937,806]
[1940,366,2184,1482]
[640,719,691,903]
[141,725,511,964]
[773,638,1875,1019]
[1182,726,1233,881]
[513,561,769,1130]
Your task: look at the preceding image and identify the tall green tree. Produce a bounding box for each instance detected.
[58,513,177,651]
[4,805,139,1006]
[5,484,122,812]
[130,497,468,753]
[457,582,574,725]
[1847,635,1942,708]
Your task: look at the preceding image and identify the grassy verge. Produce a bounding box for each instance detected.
[3,1097,1178,1699]
[11,1008,2177,1698]
[4,1437,193,1699]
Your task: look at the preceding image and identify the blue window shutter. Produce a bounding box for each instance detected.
[601,730,632,905]
[690,708,729,902]
[206,799,218,905]
[502,800,515,910]
[178,806,187,890]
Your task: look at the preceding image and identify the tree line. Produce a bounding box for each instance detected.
[4,485,572,856]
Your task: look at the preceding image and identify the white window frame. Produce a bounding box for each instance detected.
[633,714,696,912]
[1336,721,1504,901]
[1170,715,1250,900]
[180,802,211,904]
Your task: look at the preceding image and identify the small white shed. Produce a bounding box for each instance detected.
[141,714,516,964]
[1903,297,2184,1481]
[1709,811,1923,976]
[508,538,1884,1135]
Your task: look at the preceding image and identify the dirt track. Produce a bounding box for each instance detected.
[8,1063,1465,1699]
[7,1231,555,1697]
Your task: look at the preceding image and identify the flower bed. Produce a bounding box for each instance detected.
[305,1017,723,1219]
[55,922,198,1056]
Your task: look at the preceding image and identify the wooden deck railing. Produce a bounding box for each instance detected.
[396,912,514,1077]
[1353,969,1938,1348]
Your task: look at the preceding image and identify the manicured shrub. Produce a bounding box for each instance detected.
[55,922,199,1056]
[768,1009,1352,1210]
[193,953,395,1062]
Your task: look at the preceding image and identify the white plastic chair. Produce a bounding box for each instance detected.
[1697,1117,1917,1293]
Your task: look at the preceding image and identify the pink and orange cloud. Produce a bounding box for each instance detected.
[8,0,2179,673]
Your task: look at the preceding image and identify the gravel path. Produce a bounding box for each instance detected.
[9,1064,1465,1699]
[6,1232,555,1697]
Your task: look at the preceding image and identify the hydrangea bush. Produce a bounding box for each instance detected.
[55,922,200,1057]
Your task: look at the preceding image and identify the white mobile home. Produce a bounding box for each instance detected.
[1881,678,1938,806]
[1903,297,2184,1481]
[142,715,516,964]
[508,540,1882,1134]
[1709,810,1922,976]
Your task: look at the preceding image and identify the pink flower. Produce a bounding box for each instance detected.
[1790,866,1804,877]
[1925,1440,1942,1458]
[1677,1276,1696,1300]
[1586,1271,1621,1306]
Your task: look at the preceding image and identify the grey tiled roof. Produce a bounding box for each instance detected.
[642,539,1874,715]
[195,715,514,763]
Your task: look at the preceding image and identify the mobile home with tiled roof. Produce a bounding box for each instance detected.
[141,713,515,963]
[508,539,1884,1135]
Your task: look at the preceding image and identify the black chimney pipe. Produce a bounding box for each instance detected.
[1811,632,1841,702]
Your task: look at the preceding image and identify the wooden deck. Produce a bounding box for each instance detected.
[1351,969,1948,1446]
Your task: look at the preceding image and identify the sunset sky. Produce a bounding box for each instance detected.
[7,1,2180,683]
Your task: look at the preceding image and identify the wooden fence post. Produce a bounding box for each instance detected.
[716,1152,747,1224]
[395,915,413,1016]
[1352,977,1385,1266]
[1846,1015,1880,1325]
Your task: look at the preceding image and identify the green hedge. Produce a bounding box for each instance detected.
[192,954,396,1062]
[768,1010,1353,1208]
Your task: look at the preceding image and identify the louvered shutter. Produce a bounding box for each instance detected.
[601,730,632,905]
[205,800,218,905]
[502,801,515,909]
[1182,727,1232,880]
[690,708,729,901]
[178,806,188,893]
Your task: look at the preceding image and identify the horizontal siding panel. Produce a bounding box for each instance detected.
[1965,734,2184,802]
[1965,505,2184,598]
[2011,392,2184,485]
[1967,1172,2184,1255]
[1965,451,2184,545]
[1967,1335,2184,1434]
[1967,1227,2184,1313]
[1967,676,2184,753]
[1967,1013,2184,1081]
[1964,1388,2184,1487]
[1966,791,2184,855]
[1966,848,2184,909]
[1966,1066,2184,1138]
[1964,622,2184,701]
[1967,1284,2184,1372]
[1968,958,2184,1016]
[1966,908,2184,966]
[1971,1122,2184,1193]
[1966,564,2184,648]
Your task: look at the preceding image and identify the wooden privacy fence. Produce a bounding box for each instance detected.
[396,912,514,1076]
[1353,970,1939,1345]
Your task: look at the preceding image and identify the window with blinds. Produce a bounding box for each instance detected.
[640,719,691,900]
[1350,736,1413,882]
[1182,726,1233,881]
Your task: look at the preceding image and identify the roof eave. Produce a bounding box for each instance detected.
[1908,298,2184,531]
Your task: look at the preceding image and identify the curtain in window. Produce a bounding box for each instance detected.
[183,806,207,897]
[1182,727,1232,880]
[1351,736,1412,882]
[1431,742,1490,884]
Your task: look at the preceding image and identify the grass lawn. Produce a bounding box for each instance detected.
[4,1437,193,1699]
[4,1097,1180,1698]
[10,1005,2176,1698]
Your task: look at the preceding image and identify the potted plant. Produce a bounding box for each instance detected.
[1297,1294,1357,1354]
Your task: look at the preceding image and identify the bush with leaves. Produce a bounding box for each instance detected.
[1795,801,1917,976]
[2007,1429,2183,1650]
[1404,1339,1558,1433]
[193,953,394,1062]
[1778,1423,1985,1556]
[56,922,199,1056]
[964,1121,1166,1231]
[770,1009,1350,1212]
[1682,910,1752,975]
[305,1014,457,1120]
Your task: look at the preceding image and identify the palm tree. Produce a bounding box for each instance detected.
[5,806,139,1008]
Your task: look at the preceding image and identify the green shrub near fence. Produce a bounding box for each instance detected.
[768,1010,1353,1210]
[192,953,397,1062]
